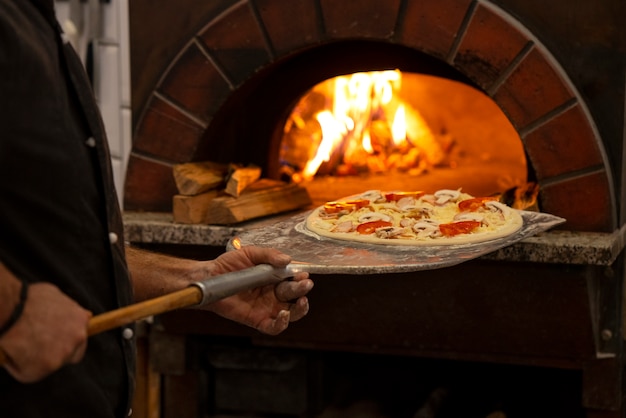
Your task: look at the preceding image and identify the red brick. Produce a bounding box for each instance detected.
[198,2,271,86]
[134,95,205,163]
[398,0,473,60]
[540,172,614,232]
[159,43,232,122]
[320,0,400,39]
[455,3,530,90]
[124,155,177,212]
[256,0,322,55]
[494,47,575,129]
[524,104,604,179]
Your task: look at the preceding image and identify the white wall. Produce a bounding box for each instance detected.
[55,0,132,208]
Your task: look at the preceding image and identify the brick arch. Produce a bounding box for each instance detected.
[125,0,616,232]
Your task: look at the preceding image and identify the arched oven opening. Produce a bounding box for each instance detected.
[195,40,528,207]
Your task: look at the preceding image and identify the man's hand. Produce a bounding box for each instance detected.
[126,245,314,335]
[201,246,313,335]
[0,282,92,383]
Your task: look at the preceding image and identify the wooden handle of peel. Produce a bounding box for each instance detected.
[87,286,202,335]
[0,286,202,367]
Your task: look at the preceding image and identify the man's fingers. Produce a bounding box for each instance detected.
[68,341,88,364]
[274,277,313,302]
[258,310,290,336]
[288,297,309,322]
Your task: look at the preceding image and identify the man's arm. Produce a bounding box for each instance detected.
[124,245,210,302]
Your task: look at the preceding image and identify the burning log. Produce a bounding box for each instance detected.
[402,102,445,166]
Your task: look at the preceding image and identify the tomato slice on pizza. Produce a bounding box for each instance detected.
[458,196,498,212]
[439,220,481,237]
[323,199,370,214]
[384,191,425,202]
[356,220,393,234]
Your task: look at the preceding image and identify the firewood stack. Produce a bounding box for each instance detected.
[172,162,312,225]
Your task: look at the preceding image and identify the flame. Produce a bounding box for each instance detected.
[362,130,374,153]
[302,111,347,179]
[391,105,407,146]
[284,69,443,181]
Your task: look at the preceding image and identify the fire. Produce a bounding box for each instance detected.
[391,105,407,146]
[281,70,446,182]
[302,111,346,178]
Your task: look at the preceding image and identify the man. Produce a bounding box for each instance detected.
[0,0,313,416]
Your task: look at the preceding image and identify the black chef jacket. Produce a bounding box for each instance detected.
[0,0,135,417]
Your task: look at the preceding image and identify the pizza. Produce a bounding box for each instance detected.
[304,189,524,246]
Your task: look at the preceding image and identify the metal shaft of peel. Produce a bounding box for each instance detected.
[191,263,295,306]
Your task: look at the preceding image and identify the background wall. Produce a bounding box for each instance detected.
[55,0,132,207]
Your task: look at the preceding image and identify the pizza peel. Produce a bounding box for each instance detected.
[0,210,563,368]
[0,264,299,368]
[226,209,566,274]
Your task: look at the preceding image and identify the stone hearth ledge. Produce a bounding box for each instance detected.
[123,212,626,266]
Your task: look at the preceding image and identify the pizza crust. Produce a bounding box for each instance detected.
[305,189,524,246]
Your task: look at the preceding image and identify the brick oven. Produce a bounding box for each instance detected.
[123,1,626,417]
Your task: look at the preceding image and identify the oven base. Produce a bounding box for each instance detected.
[138,253,624,418]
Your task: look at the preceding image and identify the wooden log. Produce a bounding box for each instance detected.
[172,189,222,224]
[206,179,312,225]
[225,164,262,197]
[172,161,227,196]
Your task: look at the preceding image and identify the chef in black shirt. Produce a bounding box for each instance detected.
[0,1,313,417]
